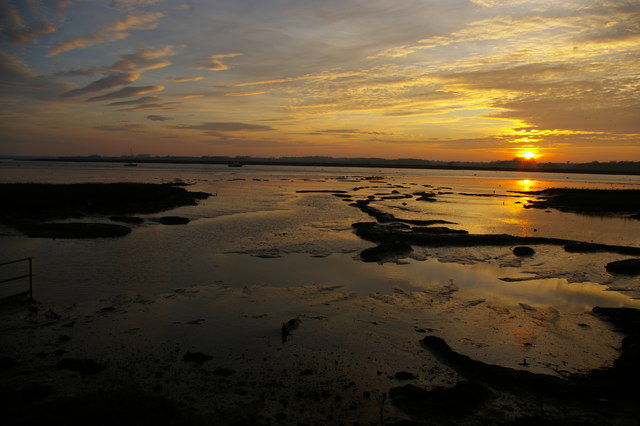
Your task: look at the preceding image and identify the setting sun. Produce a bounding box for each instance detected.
[519,151,538,160]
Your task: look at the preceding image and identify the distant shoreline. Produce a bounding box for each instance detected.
[7,157,640,176]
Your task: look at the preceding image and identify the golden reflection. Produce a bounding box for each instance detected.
[518,179,538,191]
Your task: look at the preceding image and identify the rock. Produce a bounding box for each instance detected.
[513,246,535,256]
[281,317,302,342]
[605,258,640,275]
[416,193,437,202]
[159,216,190,225]
[284,318,302,331]
[360,241,413,262]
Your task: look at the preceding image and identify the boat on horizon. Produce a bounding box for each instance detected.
[228,162,243,167]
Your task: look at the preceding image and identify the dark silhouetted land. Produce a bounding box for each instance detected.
[516,188,640,217]
[0,183,210,237]
[3,155,640,175]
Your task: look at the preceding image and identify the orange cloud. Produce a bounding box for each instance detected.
[200,53,242,71]
[86,85,164,102]
[165,76,204,82]
[47,12,164,56]
[224,91,265,96]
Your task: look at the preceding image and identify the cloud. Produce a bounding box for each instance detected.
[2,22,57,45]
[165,76,204,82]
[496,98,640,135]
[199,53,242,71]
[146,114,173,121]
[56,0,74,10]
[0,49,71,99]
[317,129,386,135]
[172,122,274,132]
[60,72,140,97]
[86,85,164,102]
[93,123,145,131]
[224,91,265,97]
[109,0,161,12]
[107,96,163,106]
[302,128,388,138]
[117,101,183,112]
[56,45,173,99]
[109,45,174,71]
[233,74,326,87]
[47,12,164,56]
[57,46,173,98]
[0,0,57,45]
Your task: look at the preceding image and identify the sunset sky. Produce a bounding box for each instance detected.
[1,0,638,162]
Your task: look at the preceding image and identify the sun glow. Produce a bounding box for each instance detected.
[520,151,537,160]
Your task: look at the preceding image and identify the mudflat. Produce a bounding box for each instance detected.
[2,175,640,424]
[0,183,210,238]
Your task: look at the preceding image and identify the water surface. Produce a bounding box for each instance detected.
[1,160,639,308]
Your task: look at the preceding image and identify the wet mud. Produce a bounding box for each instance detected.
[2,174,639,425]
[0,183,210,238]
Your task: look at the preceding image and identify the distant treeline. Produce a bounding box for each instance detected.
[3,155,639,175]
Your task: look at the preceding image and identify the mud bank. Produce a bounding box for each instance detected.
[349,201,640,258]
[0,183,210,238]
[1,285,638,425]
[516,188,640,218]
[391,306,640,425]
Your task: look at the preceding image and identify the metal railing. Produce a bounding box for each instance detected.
[0,257,33,302]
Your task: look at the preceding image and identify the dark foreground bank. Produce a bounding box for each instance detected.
[0,182,210,238]
[2,301,639,426]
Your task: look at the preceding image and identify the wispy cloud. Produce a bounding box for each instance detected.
[117,101,183,112]
[2,0,638,161]
[110,45,174,71]
[224,91,265,97]
[61,72,139,98]
[165,76,204,82]
[110,0,161,13]
[0,49,71,99]
[47,12,164,56]
[94,123,145,131]
[199,53,242,71]
[146,114,173,121]
[0,0,57,45]
[59,46,173,98]
[86,85,164,102]
[303,128,388,138]
[107,96,163,106]
[172,122,274,132]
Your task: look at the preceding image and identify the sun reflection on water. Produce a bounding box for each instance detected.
[518,179,538,191]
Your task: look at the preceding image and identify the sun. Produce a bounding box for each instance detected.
[518,150,538,160]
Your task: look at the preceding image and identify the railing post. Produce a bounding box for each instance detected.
[0,257,34,302]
